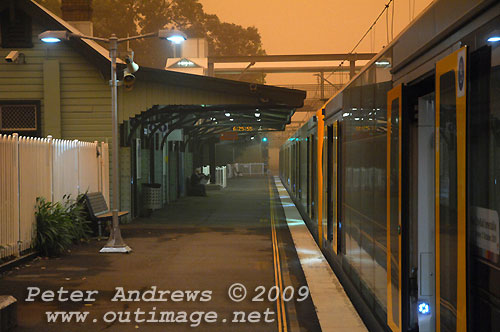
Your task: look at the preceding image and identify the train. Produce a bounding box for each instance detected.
[279,0,500,331]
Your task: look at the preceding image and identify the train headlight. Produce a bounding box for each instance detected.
[418,302,430,315]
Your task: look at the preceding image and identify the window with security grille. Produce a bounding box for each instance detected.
[0,101,40,136]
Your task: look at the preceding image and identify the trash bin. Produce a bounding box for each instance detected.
[142,183,162,210]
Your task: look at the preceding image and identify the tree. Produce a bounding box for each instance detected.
[34,0,266,82]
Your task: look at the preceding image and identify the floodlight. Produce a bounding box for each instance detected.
[39,30,70,43]
[125,54,139,74]
[158,29,187,44]
[487,30,500,42]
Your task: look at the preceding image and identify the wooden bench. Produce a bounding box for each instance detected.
[0,296,17,332]
[84,192,129,238]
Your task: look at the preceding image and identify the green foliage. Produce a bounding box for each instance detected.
[35,194,91,257]
[33,0,266,82]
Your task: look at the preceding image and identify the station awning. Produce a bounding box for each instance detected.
[126,103,296,148]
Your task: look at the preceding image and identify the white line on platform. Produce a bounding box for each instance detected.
[273,177,368,332]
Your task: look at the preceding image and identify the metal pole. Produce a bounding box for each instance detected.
[320,72,325,100]
[100,34,131,253]
[349,60,356,79]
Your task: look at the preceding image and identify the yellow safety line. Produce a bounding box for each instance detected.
[269,179,288,332]
[272,186,288,332]
[272,229,283,331]
[269,179,283,332]
[273,203,288,332]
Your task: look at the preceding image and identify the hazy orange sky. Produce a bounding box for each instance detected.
[198,0,435,84]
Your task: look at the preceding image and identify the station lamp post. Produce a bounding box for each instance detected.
[39,29,187,253]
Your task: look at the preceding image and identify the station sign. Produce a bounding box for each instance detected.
[220,132,238,141]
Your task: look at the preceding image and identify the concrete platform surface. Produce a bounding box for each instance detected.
[0,178,308,332]
[274,177,368,332]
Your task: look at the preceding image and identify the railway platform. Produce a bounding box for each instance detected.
[0,176,366,332]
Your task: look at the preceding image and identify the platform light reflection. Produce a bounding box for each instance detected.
[285,219,304,227]
[296,248,318,255]
[300,256,324,266]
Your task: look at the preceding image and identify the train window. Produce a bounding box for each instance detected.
[322,124,328,244]
[469,40,500,331]
[309,134,316,220]
[305,138,311,217]
[340,53,391,323]
[330,122,339,253]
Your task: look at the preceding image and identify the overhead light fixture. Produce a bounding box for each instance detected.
[41,37,62,43]
[230,118,234,122]
[39,30,70,43]
[257,118,261,122]
[158,29,187,44]
[255,111,261,117]
[487,30,500,42]
[225,112,231,117]
[375,60,390,67]
[250,136,255,140]
[177,59,195,67]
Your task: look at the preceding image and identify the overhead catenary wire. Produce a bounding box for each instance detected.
[326,0,395,81]
[386,3,390,45]
[392,0,395,40]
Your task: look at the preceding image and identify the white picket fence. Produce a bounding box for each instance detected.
[238,163,265,175]
[0,134,109,260]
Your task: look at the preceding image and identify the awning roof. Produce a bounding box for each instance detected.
[127,104,294,147]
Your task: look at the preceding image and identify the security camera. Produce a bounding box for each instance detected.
[5,50,20,63]
[122,52,138,91]
[123,69,136,91]
[125,53,139,74]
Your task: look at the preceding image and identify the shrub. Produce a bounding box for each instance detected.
[34,194,91,257]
